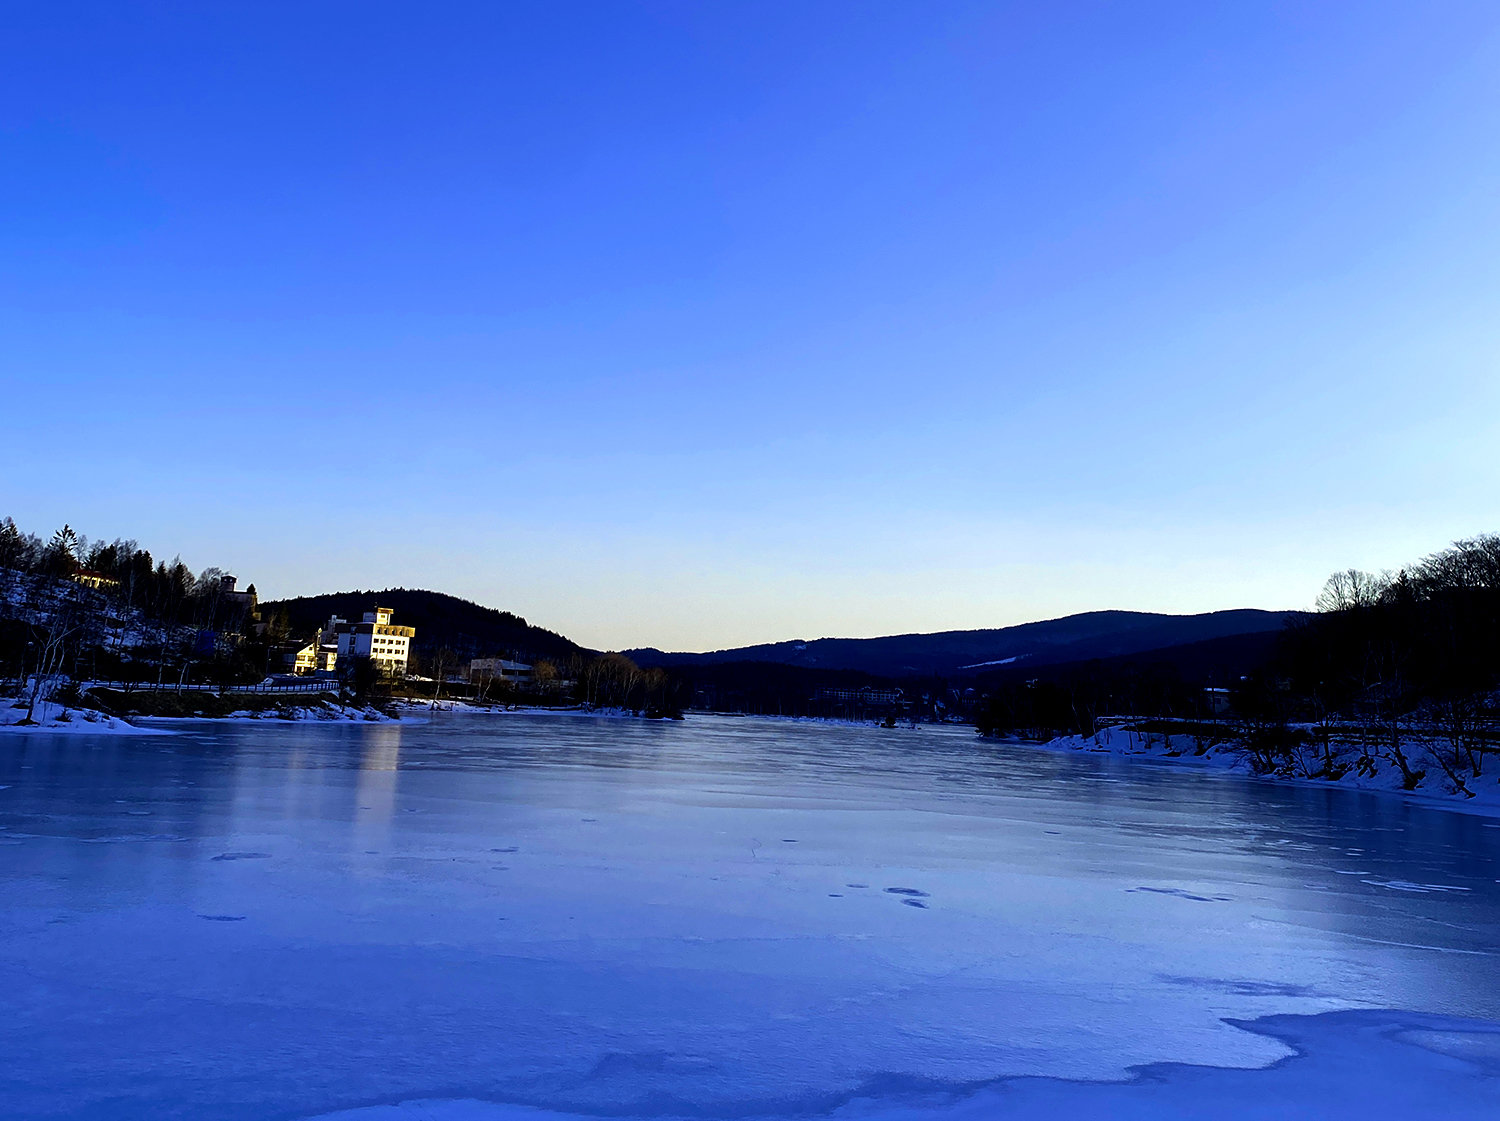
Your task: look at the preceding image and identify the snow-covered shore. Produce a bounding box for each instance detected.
[0,694,396,733]
[0,691,645,734]
[1015,726,1500,819]
[0,697,158,736]
[133,702,400,725]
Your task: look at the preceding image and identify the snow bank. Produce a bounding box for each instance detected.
[0,697,159,736]
[293,1010,1500,1121]
[0,693,395,732]
[138,701,399,724]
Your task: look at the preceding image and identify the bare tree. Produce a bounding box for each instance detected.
[531,659,559,696]
[22,583,88,723]
[1315,569,1390,613]
[428,647,458,710]
[472,661,495,705]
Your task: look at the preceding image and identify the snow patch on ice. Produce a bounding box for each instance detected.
[291,1010,1500,1121]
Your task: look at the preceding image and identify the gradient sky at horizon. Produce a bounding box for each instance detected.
[4,2,1499,651]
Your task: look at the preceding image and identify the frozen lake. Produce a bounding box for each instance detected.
[3,712,1500,1120]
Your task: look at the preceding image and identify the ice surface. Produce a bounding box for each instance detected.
[2,713,1499,1120]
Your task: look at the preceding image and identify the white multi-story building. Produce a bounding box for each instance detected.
[334,607,415,676]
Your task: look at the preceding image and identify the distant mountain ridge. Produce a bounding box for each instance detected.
[626,609,1302,678]
[262,588,588,662]
[261,593,1300,682]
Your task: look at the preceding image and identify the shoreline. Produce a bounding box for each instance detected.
[0,694,397,734]
[397,700,679,720]
[0,694,679,734]
[1002,727,1500,821]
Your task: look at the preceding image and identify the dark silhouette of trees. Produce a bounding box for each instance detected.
[573,652,683,717]
[1276,535,1500,790]
[976,535,1500,794]
[0,516,276,696]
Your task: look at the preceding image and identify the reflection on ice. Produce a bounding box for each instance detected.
[353,727,403,855]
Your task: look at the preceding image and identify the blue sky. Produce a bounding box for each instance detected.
[3,2,1498,651]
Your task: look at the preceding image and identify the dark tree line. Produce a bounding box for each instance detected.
[572,652,684,717]
[395,649,684,718]
[0,517,253,631]
[1283,537,1500,711]
[973,663,1206,740]
[1273,535,1500,789]
[1,516,264,702]
[975,534,1500,794]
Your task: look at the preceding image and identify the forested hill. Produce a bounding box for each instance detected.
[263,589,588,662]
[627,608,1301,678]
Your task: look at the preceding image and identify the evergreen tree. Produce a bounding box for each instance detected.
[0,518,24,569]
[46,525,80,576]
